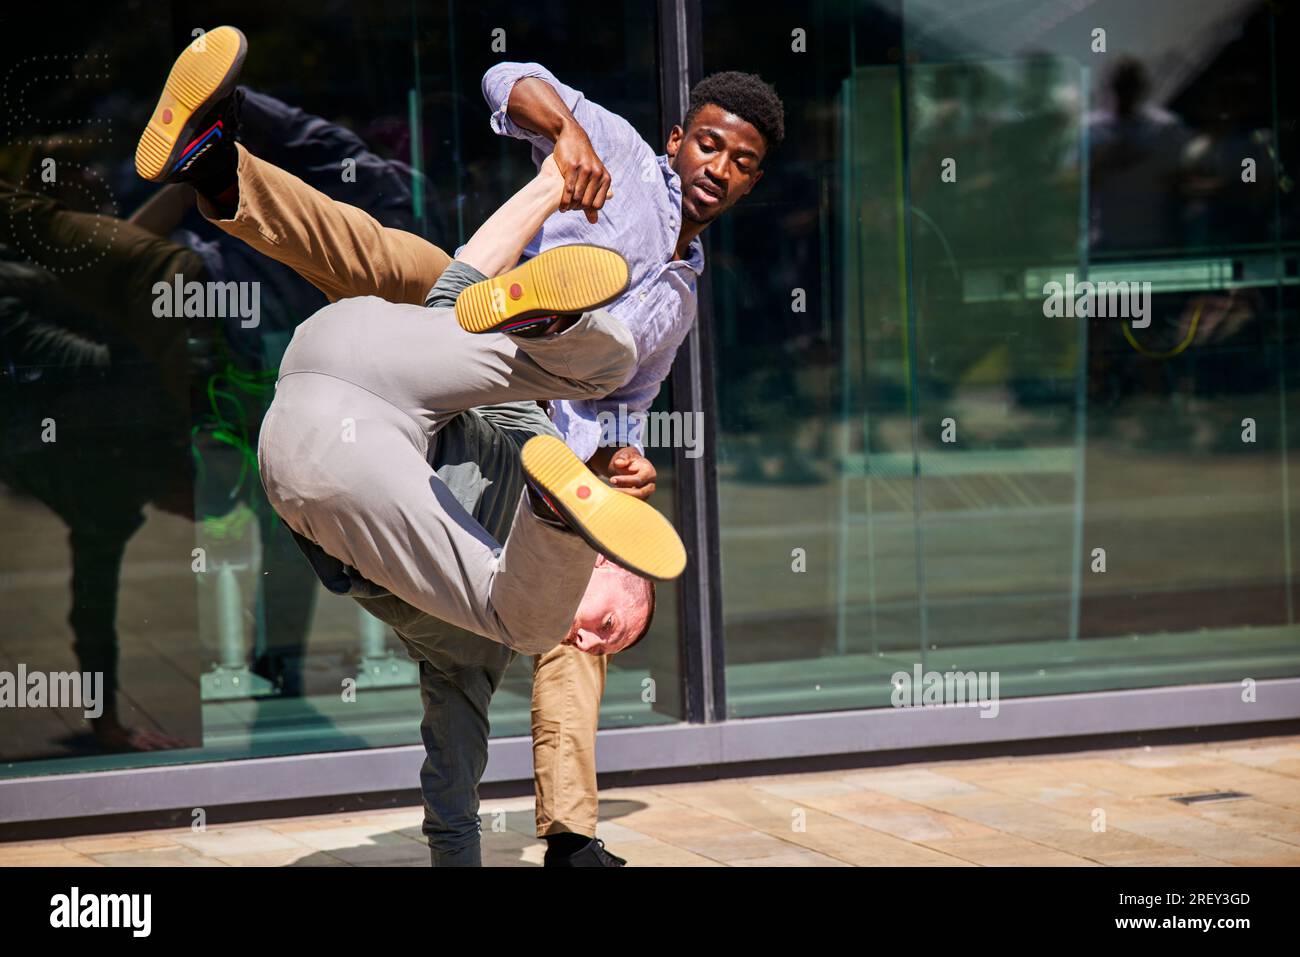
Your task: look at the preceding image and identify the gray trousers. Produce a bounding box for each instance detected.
[291,266,563,866]
[257,289,637,656]
[356,588,515,866]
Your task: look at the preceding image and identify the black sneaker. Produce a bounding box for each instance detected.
[544,837,627,867]
[135,25,246,187]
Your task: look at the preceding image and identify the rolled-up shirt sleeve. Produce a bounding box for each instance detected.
[482,62,582,150]
[481,61,641,169]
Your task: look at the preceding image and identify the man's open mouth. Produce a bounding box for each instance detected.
[691,181,723,205]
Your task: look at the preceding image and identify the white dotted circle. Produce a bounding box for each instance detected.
[10,161,121,274]
[5,53,113,146]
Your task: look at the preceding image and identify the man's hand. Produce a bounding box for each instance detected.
[552,126,612,224]
[606,447,656,500]
[503,75,612,223]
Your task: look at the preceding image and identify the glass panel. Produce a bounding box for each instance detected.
[702,0,917,716]
[902,0,1298,694]
[0,0,672,780]
[903,51,1086,694]
[706,0,1300,718]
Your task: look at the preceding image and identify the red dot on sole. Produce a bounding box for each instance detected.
[162,108,173,124]
[576,485,591,499]
[509,283,523,300]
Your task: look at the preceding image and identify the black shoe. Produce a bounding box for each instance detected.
[543,836,627,867]
[135,25,246,188]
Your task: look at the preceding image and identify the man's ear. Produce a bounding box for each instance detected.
[665,124,685,160]
[743,168,765,196]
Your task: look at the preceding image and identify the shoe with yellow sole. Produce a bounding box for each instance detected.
[135,25,246,184]
[520,435,687,582]
[454,244,630,335]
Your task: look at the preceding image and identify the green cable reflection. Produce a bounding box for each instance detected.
[191,361,277,532]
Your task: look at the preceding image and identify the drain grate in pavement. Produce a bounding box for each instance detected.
[1169,791,1250,805]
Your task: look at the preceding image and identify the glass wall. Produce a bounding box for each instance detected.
[703,0,1300,717]
[3,0,1297,789]
[0,0,677,779]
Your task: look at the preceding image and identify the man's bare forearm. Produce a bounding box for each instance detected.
[457,166,563,277]
[504,76,611,220]
[506,76,580,141]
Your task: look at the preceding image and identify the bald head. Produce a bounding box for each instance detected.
[563,555,655,655]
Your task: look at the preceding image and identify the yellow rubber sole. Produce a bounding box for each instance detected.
[521,435,687,582]
[135,25,246,182]
[454,244,630,334]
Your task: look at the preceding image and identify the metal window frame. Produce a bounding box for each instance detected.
[4,679,1296,824]
[659,0,727,724]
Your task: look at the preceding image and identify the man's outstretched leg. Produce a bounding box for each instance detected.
[258,208,675,654]
[260,245,681,653]
[260,370,592,655]
[135,25,450,305]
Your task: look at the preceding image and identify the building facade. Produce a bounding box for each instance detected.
[2,0,1299,824]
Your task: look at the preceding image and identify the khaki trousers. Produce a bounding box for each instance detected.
[203,144,608,836]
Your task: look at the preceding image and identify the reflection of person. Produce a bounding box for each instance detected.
[0,233,195,753]
[0,173,229,753]
[0,81,424,747]
[1088,56,1191,252]
[135,26,785,865]
[1182,75,1275,248]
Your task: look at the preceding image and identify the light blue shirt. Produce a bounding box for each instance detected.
[469,62,706,463]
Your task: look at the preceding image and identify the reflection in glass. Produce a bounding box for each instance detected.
[704,0,1300,718]
[0,1,674,781]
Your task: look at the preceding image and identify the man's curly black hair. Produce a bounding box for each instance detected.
[684,71,785,154]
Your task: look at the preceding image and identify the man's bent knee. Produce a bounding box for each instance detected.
[278,297,379,378]
[569,308,638,398]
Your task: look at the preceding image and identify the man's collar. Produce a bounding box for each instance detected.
[659,154,706,275]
